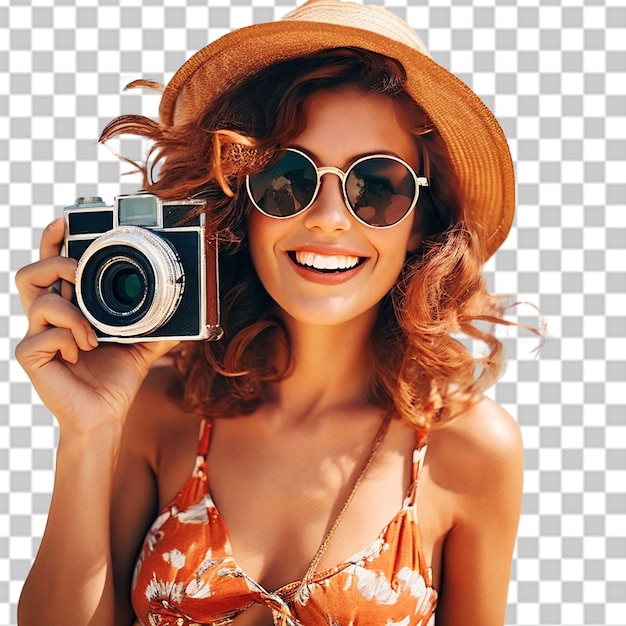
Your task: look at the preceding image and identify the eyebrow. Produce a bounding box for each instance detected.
[287,145,413,169]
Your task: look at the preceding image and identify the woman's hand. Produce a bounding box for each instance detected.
[14,217,178,435]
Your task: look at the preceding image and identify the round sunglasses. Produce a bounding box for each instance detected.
[246,148,428,228]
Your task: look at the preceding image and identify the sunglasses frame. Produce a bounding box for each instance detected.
[246,147,429,229]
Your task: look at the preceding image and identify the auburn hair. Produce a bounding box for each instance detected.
[100,48,513,429]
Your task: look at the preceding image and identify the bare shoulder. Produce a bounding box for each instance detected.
[435,396,522,457]
[426,396,523,521]
[122,356,199,467]
[111,356,198,623]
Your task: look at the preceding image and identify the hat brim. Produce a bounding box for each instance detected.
[159,20,515,260]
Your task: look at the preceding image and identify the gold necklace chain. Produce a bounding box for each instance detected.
[296,413,393,594]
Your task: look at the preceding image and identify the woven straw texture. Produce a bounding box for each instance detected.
[160,1,515,260]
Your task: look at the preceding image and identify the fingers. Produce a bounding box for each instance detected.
[16,256,77,292]
[16,326,84,369]
[25,293,98,353]
[39,217,66,260]
[15,256,78,315]
[15,218,75,315]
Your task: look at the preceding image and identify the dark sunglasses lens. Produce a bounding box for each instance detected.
[346,158,416,226]
[248,151,317,217]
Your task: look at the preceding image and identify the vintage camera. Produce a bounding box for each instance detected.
[63,193,222,343]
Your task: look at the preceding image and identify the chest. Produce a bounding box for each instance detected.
[153,416,449,594]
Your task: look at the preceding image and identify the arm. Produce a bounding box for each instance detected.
[15,219,176,625]
[18,427,122,625]
[110,365,188,625]
[431,398,524,626]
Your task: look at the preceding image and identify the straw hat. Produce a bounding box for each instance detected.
[159,0,515,259]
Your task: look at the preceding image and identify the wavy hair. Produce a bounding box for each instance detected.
[100,48,515,429]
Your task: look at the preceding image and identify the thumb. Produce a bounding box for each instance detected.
[134,340,182,370]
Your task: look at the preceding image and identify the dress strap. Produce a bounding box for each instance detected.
[407,430,429,507]
[197,419,212,458]
[412,445,428,483]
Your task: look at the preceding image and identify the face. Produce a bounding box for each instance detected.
[247,88,422,329]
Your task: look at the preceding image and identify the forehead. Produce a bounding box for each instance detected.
[293,88,418,168]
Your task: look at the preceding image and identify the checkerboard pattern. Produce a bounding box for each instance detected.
[1,1,625,624]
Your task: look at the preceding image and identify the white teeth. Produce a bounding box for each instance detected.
[295,251,360,271]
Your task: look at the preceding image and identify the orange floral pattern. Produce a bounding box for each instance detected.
[131,422,437,626]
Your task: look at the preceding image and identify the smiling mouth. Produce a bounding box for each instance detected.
[290,251,366,273]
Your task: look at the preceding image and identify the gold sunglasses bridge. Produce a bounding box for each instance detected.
[315,165,350,183]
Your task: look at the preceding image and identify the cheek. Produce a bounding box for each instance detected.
[406,211,423,252]
[372,228,415,291]
[378,219,420,263]
[247,215,268,273]
[407,229,423,252]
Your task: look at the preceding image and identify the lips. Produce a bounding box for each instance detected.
[291,250,365,273]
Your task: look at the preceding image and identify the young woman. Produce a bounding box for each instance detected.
[15,2,524,625]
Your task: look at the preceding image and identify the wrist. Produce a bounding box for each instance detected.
[57,422,124,473]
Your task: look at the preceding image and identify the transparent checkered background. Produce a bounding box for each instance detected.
[1,0,625,624]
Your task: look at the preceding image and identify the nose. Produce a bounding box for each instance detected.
[302,170,352,233]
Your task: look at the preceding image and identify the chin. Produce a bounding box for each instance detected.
[277,299,381,330]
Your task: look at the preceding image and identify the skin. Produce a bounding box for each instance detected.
[248,90,421,331]
[15,88,523,626]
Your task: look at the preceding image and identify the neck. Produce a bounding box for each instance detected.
[266,311,378,426]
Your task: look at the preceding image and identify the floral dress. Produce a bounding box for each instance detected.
[131,421,438,625]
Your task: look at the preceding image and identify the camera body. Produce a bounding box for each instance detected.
[63,193,222,343]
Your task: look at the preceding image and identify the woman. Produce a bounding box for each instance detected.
[15,1,523,625]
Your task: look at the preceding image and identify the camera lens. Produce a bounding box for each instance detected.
[99,258,148,313]
[75,226,185,337]
[111,268,142,307]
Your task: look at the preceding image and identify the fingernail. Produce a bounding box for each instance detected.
[88,330,99,347]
